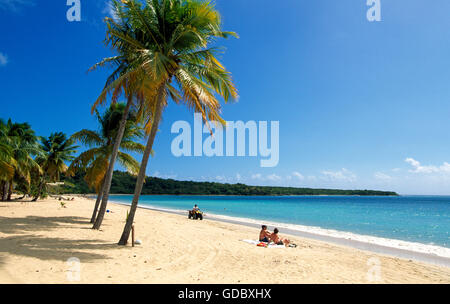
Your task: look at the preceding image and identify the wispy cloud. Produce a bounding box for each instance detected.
[291,171,305,181]
[251,173,263,180]
[235,173,242,182]
[405,157,450,174]
[152,171,178,180]
[374,172,393,181]
[0,52,8,66]
[321,168,356,182]
[266,174,281,182]
[0,0,35,12]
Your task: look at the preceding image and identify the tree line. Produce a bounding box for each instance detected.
[62,171,399,196]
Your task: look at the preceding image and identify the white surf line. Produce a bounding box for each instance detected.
[109,200,450,268]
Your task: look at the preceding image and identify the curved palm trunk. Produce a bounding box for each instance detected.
[118,87,165,245]
[32,177,45,202]
[7,182,13,201]
[93,97,133,230]
[1,182,7,201]
[90,180,106,223]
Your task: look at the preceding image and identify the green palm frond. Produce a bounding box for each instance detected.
[117,152,140,175]
[68,102,145,190]
[70,130,105,148]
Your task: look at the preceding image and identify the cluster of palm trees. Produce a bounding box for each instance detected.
[88,0,238,245]
[0,119,78,202]
[0,103,145,217]
[1,0,238,246]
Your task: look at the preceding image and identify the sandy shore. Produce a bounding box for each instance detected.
[0,196,449,284]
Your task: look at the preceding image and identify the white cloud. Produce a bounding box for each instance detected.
[251,173,262,180]
[215,175,226,181]
[0,0,34,12]
[292,171,305,180]
[374,172,392,181]
[152,171,178,179]
[0,52,8,66]
[405,158,450,174]
[321,168,356,182]
[235,173,241,182]
[266,174,281,182]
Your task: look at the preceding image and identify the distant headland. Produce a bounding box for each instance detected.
[62,171,399,197]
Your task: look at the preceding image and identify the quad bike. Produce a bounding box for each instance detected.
[188,210,204,220]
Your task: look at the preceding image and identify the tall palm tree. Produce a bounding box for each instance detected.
[105,0,239,245]
[89,4,159,230]
[33,132,78,201]
[0,119,42,201]
[68,103,146,223]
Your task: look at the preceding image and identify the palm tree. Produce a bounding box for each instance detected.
[68,103,146,223]
[0,119,42,201]
[33,132,78,201]
[0,122,15,200]
[89,4,159,230]
[105,0,239,245]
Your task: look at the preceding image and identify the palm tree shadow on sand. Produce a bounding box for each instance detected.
[0,215,123,262]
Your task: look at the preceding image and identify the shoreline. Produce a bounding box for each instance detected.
[85,193,400,197]
[108,200,450,268]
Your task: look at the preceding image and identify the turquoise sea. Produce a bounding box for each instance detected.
[109,195,450,250]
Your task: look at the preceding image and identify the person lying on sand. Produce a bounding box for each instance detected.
[269,228,290,246]
[259,225,271,242]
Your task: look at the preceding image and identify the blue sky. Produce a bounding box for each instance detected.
[1,0,450,195]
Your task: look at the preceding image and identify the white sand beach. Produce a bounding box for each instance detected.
[0,196,449,284]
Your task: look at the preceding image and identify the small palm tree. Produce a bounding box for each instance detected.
[107,0,239,245]
[68,103,145,223]
[0,119,42,201]
[33,132,78,201]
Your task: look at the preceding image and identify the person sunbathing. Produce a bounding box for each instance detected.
[259,225,271,242]
[269,228,290,246]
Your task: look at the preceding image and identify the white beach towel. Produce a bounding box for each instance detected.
[241,239,286,249]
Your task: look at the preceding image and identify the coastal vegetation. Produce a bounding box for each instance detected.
[0,119,77,201]
[62,171,399,196]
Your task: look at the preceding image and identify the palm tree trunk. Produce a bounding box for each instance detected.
[118,86,165,245]
[7,182,13,201]
[93,97,133,230]
[90,180,106,224]
[32,177,45,202]
[1,181,7,201]
[3,181,9,201]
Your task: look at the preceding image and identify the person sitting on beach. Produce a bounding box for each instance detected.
[269,228,290,246]
[259,225,271,242]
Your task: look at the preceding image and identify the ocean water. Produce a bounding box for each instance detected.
[109,195,450,253]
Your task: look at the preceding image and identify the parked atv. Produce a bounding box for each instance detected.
[188,210,204,220]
